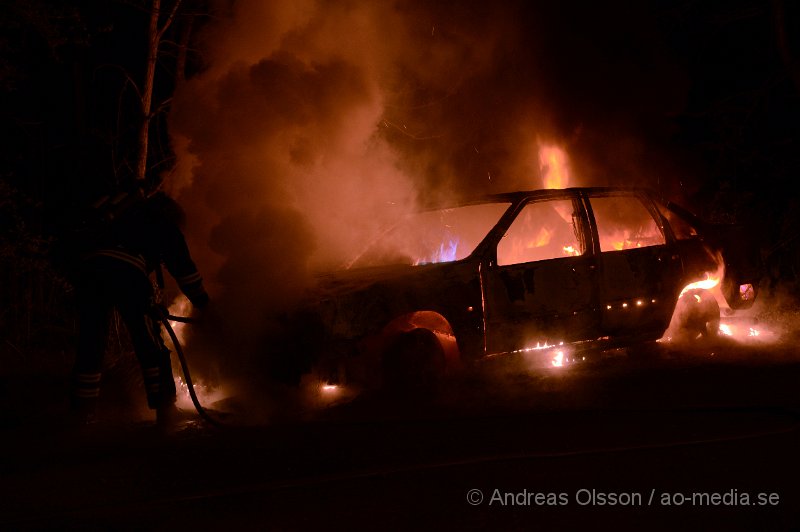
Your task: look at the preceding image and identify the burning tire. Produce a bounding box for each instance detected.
[382,328,446,389]
[674,288,721,340]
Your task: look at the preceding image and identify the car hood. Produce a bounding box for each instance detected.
[304,261,477,339]
[314,263,431,295]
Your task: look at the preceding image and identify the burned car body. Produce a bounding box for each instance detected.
[282,187,760,386]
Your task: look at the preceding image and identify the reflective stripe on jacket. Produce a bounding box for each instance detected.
[84,248,148,276]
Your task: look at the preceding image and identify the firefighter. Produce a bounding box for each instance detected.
[71,190,209,425]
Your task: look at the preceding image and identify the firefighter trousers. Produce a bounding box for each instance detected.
[73,257,177,411]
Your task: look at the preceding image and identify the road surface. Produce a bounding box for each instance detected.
[2,319,799,530]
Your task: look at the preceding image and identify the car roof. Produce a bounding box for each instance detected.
[449,186,657,208]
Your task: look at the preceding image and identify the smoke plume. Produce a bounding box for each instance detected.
[166,0,690,403]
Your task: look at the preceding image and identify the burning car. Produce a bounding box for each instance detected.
[278,187,761,388]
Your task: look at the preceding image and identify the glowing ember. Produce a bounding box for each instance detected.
[321,384,339,392]
[663,311,778,345]
[509,340,572,369]
[739,283,755,301]
[717,321,774,342]
[514,340,563,353]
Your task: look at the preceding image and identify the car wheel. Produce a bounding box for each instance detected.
[677,288,721,340]
[382,328,446,390]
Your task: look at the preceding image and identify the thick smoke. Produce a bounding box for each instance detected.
[165,0,691,406]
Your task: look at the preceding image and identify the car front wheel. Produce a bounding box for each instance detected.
[381,328,446,390]
[675,288,721,340]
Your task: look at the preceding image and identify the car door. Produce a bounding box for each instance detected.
[585,191,682,339]
[482,194,601,355]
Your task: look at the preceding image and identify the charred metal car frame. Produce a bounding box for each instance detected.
[283,187,760,386]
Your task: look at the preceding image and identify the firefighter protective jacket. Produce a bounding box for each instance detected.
[83,194,209,307]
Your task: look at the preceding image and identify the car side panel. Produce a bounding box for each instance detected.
[481,194,601,354]
[483,255,600,353]
[586,192,683,338]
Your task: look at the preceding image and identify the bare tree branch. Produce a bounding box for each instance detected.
[156,0,183,41]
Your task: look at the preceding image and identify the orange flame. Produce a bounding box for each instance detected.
[678,269,723,299]
[539,144,570,189]
[167,295,192,347]
[532,226,553,247]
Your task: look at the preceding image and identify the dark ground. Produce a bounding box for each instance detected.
[2,313,799,531]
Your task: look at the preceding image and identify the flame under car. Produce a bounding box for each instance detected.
[278,187,761,387]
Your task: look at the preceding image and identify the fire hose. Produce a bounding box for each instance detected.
[152,305,224,427]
